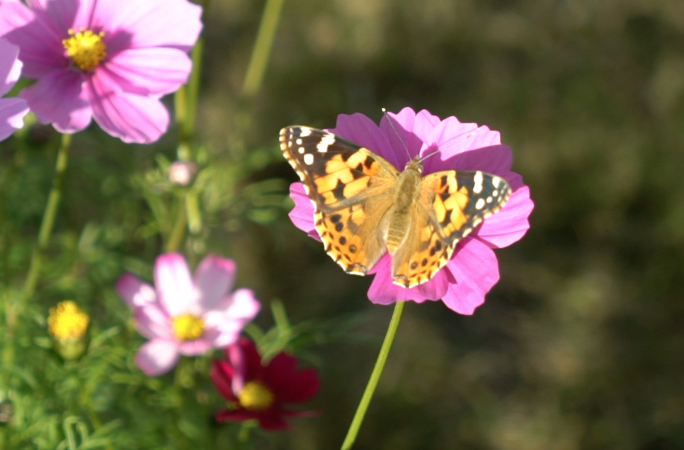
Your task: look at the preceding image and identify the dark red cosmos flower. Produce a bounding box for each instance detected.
[211,338,321,430]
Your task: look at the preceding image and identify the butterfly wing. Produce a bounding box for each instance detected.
[280,126,400,275]
[391,170,511,288]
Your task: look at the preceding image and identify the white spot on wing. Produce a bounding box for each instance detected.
[317,133,335,153]
[492,176,501,188]
[473,171,484,194]
[299,127,312,137]
[298,147,305,154]
[304,153,314,165]
[296,138,302,145]
[475,198,485,210]
[493,190,498,197]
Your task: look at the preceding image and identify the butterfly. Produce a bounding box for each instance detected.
[280,125,511,288]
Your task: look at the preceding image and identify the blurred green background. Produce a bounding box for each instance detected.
[3,0,684,448]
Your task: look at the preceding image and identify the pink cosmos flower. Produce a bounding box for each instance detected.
[0,0,202,143]
[211,338,321,431]
[116,253,261,377]
[0,38,29,141]
[289,108,534,315]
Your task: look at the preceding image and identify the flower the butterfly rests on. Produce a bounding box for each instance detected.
[283,108,534,314]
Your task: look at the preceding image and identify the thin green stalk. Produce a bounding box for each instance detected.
[341,301,405,450]
[22,133,72,301]
[232,0,285,157]
[165,201,187,252]
[241,0,285,99]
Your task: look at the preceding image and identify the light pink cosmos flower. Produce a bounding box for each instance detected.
[289,108,534,315]
[0,38,29,141]
[116,253,261,377]
[0,0,202,143]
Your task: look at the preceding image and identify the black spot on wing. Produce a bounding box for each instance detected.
[332,178,346,201]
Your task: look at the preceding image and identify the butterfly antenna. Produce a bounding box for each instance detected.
[418,148,441,163]
[382,108,412,160]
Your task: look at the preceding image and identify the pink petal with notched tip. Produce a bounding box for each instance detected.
[442,238,500,315]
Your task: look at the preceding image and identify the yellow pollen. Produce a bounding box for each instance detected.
[172,314,204,341]
[48,301,89,340]
[62,27,107,71]
[237,381,274,411]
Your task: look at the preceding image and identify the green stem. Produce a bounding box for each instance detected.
[241,0,285,98]
[22,133,72,301]
[231,0,285,157]
[165,201,187,252]
[340,301,405,450]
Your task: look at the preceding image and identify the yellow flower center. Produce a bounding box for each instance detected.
[47,301,89,340]
[62,27,107,71]
[237,381,274,411]
[172,314,204,341]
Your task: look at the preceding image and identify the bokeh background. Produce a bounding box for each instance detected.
[3,0,684,448]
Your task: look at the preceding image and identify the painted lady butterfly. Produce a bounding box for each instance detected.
[280,126,511,288]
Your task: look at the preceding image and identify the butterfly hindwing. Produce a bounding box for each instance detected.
[280,126,398,274]
[391,170,511,288]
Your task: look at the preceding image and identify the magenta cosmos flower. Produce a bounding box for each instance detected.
[116,253,260,376]
[0,0,202,143]
[0,38,29,141]
[211,338,320,431]
[289,107,534,315]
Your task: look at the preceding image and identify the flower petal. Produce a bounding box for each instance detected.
[178,338,213,356]
[193,255,236,312]
[153,253,198,317]
[477,182,534,248]
[266,353,320,404]
[0,1,66,78]
[203,289,260,347]
[0,98,29,141]
[102,47,192,96]
[442,238,500,315]
[87,69,169,143]
[135,339,180,376]
[329,112,398,169]
[367,255,449,304]
[20,69,92,133]
[211,359,237,401]
[91,0,202,52]
[115,273,157,309]
[379,107,440,167]
[134,303,173,340]
[288,182,321,241]
[232,338,264,385]
[0,39,21,97]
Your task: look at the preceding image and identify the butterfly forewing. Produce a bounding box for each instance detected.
[280,126,398,275]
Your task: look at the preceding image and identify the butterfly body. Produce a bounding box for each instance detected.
[280,126,511,289]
